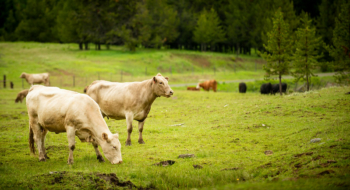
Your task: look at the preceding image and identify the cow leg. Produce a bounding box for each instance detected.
[41,129,49,159]
[138,121,146,144]
[29,117,47,161]
[92,141,105,162]
[125,113,133,146]
[66,126,76,164]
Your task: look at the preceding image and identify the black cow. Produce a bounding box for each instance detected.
[260,83,272,94]
[271,83,287,95]
[239,82,247,93]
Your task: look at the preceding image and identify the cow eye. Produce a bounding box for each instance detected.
[160,82,163,85]
[113,146,117,149]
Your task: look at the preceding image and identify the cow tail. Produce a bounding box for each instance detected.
[29,126,35,155]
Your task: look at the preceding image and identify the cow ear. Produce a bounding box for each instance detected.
[165,77,169,81]
[157,73,162,76]
[102,133,109,141]
[153,77,157,83]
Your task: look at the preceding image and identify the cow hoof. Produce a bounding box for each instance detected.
[97,155,105,162]
[39,158,46,162]
[138,140,145,144]
[125,141,132,146]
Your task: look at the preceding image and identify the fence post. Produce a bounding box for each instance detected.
[22,78,24,89]
[3,75,6,88]
[120,70,123,82]
[73,75,75,87]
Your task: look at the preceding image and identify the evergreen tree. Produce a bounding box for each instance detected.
[193,8,225,51]
[259,8,292,96]
[327,1,350,82]
[292,12,323,91]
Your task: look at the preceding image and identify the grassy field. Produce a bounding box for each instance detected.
[1,42,349,189]
[0,42,274,88]
[0,85,350,189]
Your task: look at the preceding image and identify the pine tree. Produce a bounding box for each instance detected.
[193,8,225,52]
[259,8,292,96]
[292,12,323,91]
[327,1,350,82]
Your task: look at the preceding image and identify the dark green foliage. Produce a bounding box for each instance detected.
[326,1,350,82]
[259,9,293,95]
[193,8,225,51]
[292,12,323,91]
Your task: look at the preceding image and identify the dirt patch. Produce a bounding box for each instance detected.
[294,152,313,158]
[264,150,273,156]
[258,162,272,169]
[179,54,211,67]
[33,171,152,189]
[221,167,240,171]
[312,155,324,161]
[193,165,203,169]
[318,170,335,176]
[153,160,175,167]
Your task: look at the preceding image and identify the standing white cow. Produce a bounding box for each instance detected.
[20,72,50,86]
[26,85,122,164]
[85,73,174,146]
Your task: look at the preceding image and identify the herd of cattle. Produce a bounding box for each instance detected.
[14,72,286,165]
[187,80,287,94]
[16,72,173,164]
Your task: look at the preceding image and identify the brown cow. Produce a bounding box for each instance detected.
[187,86,200,91]
[26,85,122,164]
[20,72,50,86]
[85,73,173,146]
[15,89,29,103]
[197,80,217,92]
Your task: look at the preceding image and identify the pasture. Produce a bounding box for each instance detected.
[0,86,350,189]
[0,42,349,189]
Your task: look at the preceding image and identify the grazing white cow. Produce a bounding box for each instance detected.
[20,72,50,86]
[85,73,174,146]
[26,85,122,164]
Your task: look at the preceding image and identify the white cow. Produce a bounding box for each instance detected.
[20,72,50,86]
[85,73,174,146]
[26,85,122,164]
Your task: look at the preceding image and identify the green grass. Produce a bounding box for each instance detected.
[0,86,350,189]
[0,42,267,88]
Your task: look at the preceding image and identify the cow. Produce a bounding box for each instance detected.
[26,85,122,164]
[10,81,14,89]
[85,73,174,146]
[239,82,247,93]
[187,86,200,91]
[271,83,288,95]
[197,80,217,92]
[20,72,50,86]
[15,89,29,103]
[260,83,272,94]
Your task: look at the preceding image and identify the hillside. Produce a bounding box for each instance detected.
[0,42,266,87]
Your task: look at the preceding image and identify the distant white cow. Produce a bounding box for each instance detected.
[20,72,50,86]
[26,85,122,164]
[85,73,174,146]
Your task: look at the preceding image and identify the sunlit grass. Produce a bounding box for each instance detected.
[0,85,349,189]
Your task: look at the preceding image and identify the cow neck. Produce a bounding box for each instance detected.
[146,79,159,100]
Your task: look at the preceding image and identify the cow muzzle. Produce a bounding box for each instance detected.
[111,160,123,164]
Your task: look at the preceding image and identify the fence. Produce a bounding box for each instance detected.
[0,62,264,89]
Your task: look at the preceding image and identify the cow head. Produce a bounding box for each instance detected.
[152,73,174,98]
[100,133,122,164]
[20,72,26,78]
